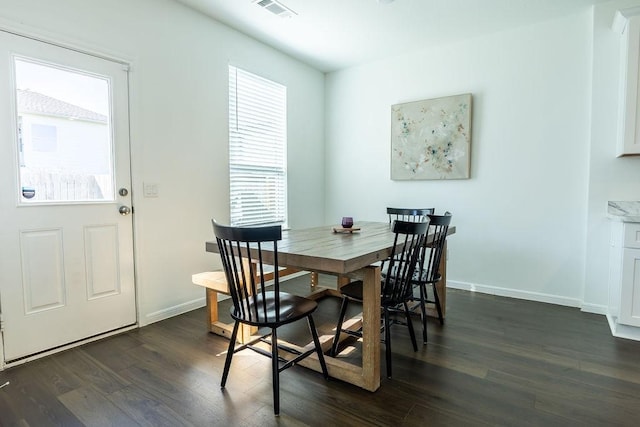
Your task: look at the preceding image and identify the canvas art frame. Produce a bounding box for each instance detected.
[391,93,472,180]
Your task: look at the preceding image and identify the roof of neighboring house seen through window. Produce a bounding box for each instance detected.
[16,89,107,123]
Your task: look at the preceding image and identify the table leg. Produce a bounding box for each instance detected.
[337,275,351,288]
[436,240,447,318]
[240,258,258,343]
[360,265,381,391]
[294,265,381,392]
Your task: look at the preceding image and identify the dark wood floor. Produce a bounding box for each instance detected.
[2,274,640,426]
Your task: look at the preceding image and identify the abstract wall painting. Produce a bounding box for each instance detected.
[391,93,472,180]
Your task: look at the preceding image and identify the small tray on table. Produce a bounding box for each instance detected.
[332,227,361,234]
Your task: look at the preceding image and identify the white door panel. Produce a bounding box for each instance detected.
[0,31,136,362]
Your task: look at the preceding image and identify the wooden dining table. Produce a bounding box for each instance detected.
[205,221,455,392]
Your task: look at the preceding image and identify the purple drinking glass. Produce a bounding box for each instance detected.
[341,217,354,228]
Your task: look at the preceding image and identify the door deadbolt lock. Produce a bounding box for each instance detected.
[119,205,132,216]
[119,188,129,197]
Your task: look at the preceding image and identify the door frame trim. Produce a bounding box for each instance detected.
[0,18,132,68]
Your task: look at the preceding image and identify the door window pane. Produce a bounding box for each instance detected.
[14,57,114,202]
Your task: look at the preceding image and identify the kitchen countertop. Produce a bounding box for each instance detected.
[608,201,640,222]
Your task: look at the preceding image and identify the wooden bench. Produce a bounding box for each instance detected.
[192,271,239,340]
[192,266,303,343]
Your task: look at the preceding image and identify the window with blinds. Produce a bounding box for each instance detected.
[228,65,287,227]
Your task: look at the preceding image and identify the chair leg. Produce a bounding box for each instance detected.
[384,308,392,379]
[432,283,444,325]
[404,301,418,352]
[307,315,329,379]
[331,297,350,357]
[271,327,280,416]
[221,321,240,388]
[419,283,428,344]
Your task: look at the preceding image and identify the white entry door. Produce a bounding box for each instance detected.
[0,31,136,363]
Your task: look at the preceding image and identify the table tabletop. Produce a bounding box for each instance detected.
[205,221,455,275]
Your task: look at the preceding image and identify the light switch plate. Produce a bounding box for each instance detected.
[143,183,159,198]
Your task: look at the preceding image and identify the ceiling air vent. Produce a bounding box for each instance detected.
[253,0,297,18]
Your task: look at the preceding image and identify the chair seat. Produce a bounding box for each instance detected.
[339,280,364,300]
[411,270,441,284]
[339,279,412,307]
[230,291,318,327]
[384,264,442,284]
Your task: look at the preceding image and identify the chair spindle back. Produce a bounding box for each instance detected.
[380,220,429,306]
[212,220,282,323]
[387,207,434,224]
[418,213,452,284]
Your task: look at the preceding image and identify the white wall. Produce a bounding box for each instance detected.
[584,0,640,311]
[0,0,325,325]
[3,0,631,328]
[325,11,593,307]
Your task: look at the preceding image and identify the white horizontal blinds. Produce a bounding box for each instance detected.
[229,65,287,226]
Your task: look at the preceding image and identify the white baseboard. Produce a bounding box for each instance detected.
[142,297,206,327]
[580,303,608,315]
[447,280,583,308]
[447,280,608,315]
[147,278,606,327]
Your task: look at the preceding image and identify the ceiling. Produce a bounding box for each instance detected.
[174,0,609,73]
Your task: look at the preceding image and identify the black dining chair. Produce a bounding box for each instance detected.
[330,220,428,379]
[381,208,433,268]
[387,207,434,225]
[212,220,329,416]
[412,212,452,343]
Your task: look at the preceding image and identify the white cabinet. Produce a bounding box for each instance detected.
[614,9,640,156]
[609,222,640,330]
[620,247,640,326]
